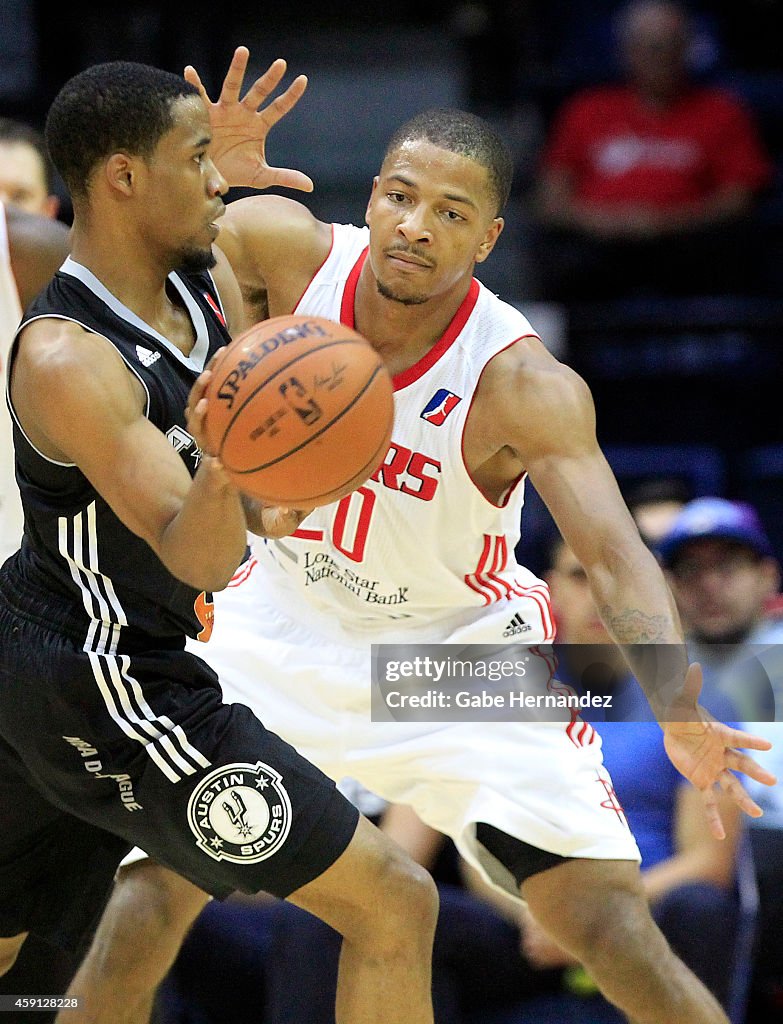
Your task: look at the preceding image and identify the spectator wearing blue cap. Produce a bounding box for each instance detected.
[658,497,783,720]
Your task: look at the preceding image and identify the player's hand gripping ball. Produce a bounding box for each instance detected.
[203,315,394,508]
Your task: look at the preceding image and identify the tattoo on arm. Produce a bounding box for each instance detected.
[601,607,669,643]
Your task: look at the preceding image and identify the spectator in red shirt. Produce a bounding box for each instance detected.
[534,0,773,301]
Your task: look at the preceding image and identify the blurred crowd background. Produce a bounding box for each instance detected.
[1,1,783,1022]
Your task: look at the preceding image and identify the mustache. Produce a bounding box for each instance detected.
[384,244,434,267]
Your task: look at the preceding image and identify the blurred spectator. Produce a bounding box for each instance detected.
[0,118,59,218]
[532,535,744,1010]
[626,475,692,547]
[0,202,68,563]
[658,497,783,720]
[533,0,773,300]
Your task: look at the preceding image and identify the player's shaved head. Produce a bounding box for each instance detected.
[383,109,513,216]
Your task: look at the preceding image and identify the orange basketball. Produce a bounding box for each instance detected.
[203,315,394,508]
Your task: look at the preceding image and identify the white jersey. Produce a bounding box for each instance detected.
[0,203,23,563]
[254,223,555,645]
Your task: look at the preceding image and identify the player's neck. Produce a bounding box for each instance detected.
[354,266,472,376]
[70,227,179,327]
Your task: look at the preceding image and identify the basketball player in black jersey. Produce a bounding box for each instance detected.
[0,60,438,1024]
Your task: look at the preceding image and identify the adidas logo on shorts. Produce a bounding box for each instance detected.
[503,612,531,637]
[136,345,161,367]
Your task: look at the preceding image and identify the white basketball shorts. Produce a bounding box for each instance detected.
[179,557,641,900]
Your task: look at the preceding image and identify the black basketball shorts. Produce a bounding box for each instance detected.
[0,584,359,949]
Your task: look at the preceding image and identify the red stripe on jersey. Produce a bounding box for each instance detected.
[204,291,226,326]
[340,247,481,393]
[292,526,325,541]
[228,556,257,587]
[464,534,500,605]
[494,537,555,636]
[486,535,515,600]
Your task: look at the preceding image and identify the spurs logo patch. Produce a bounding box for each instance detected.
[188,762,292,863]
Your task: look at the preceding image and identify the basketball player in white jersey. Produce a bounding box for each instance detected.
[66,50,775,1024]
[0,201,68,561]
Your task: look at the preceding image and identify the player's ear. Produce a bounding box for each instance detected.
[365,176,380,225]
[475,217,503,264]
[104,153,137,197]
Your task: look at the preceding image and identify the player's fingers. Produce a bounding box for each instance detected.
[205,346,227,374]
[724,726,774,752]
[218,46,251,105]
[240,58,289,110]
[257,75,309,127]
[700,786,726,840]
[186,369,212,422]
[725,748,777,786]
[184,65,211,106]
[717,769,764,818]
[263,165,315,193]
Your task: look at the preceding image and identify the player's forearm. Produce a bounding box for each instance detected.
[588,549,690,717]
[159,456,247,591]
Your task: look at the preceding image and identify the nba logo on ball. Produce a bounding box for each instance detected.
[188,762,292,864]
[421,389,462,426]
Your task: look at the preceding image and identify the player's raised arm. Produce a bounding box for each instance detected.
[480,338,775,835]
[185,46,313,192]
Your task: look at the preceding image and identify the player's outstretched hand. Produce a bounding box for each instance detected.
[185,46,313,192]
[663,662,777,840]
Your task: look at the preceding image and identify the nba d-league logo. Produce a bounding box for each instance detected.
[188,762,292,863]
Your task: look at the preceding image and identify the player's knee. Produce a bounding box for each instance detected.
[115,861,209,939]
[0,934,26,977]
[361,853,439,956]
[574,887,663,973]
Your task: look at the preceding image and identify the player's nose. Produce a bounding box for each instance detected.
[397,207,432,243]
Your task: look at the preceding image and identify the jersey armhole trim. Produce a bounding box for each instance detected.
[459,333,540,509]
[292,224,335,314]
[8,313,152,467]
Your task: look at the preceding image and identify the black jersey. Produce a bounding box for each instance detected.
[5,257,233,641]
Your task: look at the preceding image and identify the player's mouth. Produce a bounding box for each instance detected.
[207,202,226,235]
[385,248,433,271]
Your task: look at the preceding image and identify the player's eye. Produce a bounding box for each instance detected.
[444,210,464,221]
[387,191,407,203]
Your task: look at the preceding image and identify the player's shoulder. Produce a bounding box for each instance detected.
[222,194,326,245]
[478,340,593,450]
[219,195,331,272]
[17,314,124,370]
[469,283,540,346]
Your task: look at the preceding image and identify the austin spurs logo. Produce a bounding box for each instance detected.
[188,762,292,864]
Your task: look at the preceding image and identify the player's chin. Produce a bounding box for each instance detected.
[375,276,430,307]
[175,244,218,275]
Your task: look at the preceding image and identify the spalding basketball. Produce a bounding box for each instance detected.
[203,315,394,508]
